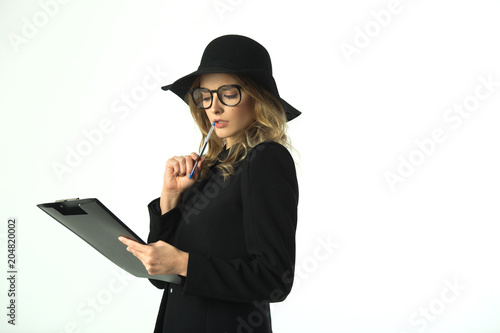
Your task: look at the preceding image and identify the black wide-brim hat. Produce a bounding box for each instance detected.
[161,35,301,121]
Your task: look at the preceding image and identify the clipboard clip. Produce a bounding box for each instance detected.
[55,198,80,203]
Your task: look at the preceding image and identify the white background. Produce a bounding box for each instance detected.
[1,0,500,332]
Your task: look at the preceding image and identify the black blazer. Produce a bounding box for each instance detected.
[147,141,299,333]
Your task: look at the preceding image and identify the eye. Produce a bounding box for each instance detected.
[220,86,240,100]
[199,91,212,102]
[224,93,238,99]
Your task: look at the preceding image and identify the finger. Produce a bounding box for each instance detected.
[119,236,139,246]
[186,155,197,177]
[197,156,205,169]
[188,157,203,180]
[166,159,180,177]
[118,236,134,245]
[189,152,200,161]
[187,152,202,171]
[118,236,139,256]
[173,156,187,176]
[119,237,148,254]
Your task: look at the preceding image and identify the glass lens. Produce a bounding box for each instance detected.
[191,85,241,109]
[192,88,212,109]
[218,85,241,106]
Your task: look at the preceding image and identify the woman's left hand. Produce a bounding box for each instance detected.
[118,237,189,277]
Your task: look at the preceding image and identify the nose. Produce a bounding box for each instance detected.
[208,92,224,114]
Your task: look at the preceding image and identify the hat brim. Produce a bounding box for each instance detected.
[161,67,301,122]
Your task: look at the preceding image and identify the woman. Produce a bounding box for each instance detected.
[120,35,300,333]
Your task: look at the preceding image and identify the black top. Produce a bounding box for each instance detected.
[147,141,299,333]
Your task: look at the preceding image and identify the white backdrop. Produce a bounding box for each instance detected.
[1,0,500,332]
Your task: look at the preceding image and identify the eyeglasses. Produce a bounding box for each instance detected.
[190,84,242,109]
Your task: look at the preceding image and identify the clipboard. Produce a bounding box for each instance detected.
[37,198,181,284]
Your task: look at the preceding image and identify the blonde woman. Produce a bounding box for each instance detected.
[120,35,300,333]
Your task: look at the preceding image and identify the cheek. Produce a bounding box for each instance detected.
[236,99,255,123]
[233,109,253,127]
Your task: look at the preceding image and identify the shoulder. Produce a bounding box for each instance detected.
[242,141,298,197]
[247,141,294,165]
[244,141,296,177]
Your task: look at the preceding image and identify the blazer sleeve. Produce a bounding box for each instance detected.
[180,142,299,303]
[147,198,183,289]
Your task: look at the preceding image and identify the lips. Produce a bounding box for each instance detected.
[214,119,229,128]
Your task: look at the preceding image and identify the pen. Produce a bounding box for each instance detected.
[189,121,215,179]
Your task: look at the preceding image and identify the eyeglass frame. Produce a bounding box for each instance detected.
[189,84,243,109]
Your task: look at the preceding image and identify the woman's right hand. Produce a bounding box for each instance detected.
[160,153,204,214]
